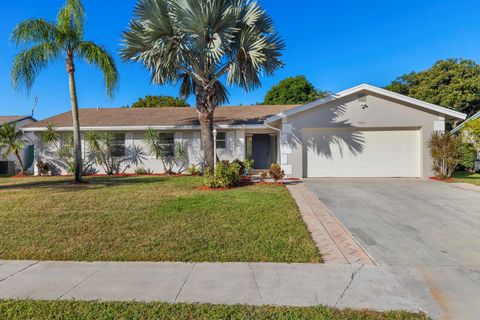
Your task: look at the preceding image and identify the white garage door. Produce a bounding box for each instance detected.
[305,129,420,177]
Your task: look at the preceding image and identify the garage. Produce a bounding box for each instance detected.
[265,84,467,178]
[305,128,421,178]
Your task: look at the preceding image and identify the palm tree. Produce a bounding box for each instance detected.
[11,0,119,183]
[121,0,284,169]
[0,123,27,175]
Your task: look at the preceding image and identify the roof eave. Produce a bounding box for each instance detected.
[22,123,268,132]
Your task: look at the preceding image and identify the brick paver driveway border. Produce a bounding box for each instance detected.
[287,182,374,265]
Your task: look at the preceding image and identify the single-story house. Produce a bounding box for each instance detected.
[23,84,467,178]
[0,115,36,174]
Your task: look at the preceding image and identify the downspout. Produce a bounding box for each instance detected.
[263,120,282,166]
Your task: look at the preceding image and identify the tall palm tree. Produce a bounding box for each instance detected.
[11,0,119,182]
[0,123,27,175]
[121,0,284,169]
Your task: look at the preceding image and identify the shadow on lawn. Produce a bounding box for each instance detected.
[0,176,171,191]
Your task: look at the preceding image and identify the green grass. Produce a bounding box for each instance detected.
[0,175,320,263]
[451,171,480,186]
[0,300,429,320]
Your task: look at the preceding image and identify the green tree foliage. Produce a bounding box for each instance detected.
[461,118,480,154]
[0,122,27,174]
[385,59,480,117]
[130,95,189,108]
[11,0,119,182]
[263,76,329,105]
[121,0,284,170]
[459,143,477,172]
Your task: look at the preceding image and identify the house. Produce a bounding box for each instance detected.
[0,115,36,174]
[22,84,466,178]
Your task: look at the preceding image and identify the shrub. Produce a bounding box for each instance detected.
[459,143,477,172]
[244,159,254,175]
[428,132,462,178]
[144,129,187,174]
[260,171,268,181]
[268,163,285,182]
[134,167,153,175]
[187,165,200,176]
[232,159,246,175]
[36,160,49,176]
[204,161,242,188]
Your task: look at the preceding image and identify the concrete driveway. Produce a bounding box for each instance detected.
[305,178,480,320]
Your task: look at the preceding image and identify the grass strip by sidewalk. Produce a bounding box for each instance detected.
[0,300,429,320]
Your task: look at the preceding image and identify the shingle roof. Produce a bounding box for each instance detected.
[0,116,34,126]
[24,105,297,129]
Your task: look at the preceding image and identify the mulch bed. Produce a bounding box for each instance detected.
[429,176,454,182]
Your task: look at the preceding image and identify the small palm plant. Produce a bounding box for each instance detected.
[121,0,284,170]
[11,0,119,183]
[0,123,28,175]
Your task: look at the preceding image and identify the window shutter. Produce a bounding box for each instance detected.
[192,132,201,151]
[227,132,235,151]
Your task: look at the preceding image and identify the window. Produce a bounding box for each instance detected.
[111,133,126,157]
[246,135,253,159]
[158,133,174,157]
[216,132,226,149]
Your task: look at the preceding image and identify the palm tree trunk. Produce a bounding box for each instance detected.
[15,151,25,174]
[198,110,215,171]
[66,52,83,183]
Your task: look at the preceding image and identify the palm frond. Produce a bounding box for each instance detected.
[11,42,62,92]
[10,19,61,46]
[57,0,86,39]
[77,41,119,97]
[0,123,26,159]
[122,0,284,104]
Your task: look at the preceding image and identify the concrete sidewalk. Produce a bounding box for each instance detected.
[0,260,420,312]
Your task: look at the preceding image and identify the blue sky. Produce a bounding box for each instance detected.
[1,0,480,120]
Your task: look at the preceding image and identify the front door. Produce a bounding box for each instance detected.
[252,134,271,169]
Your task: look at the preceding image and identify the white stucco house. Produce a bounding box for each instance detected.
[0,115,36,175]
[23,84,466,178]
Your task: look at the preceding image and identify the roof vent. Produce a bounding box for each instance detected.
[358,93,368,109]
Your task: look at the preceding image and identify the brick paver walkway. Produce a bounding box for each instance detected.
[287,182,374,265]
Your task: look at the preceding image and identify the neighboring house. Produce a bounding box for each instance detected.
[0,115,36,174]
[23,84,466,178]
[451,110,480,171]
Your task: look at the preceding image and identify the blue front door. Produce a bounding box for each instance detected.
[252,134,271,169]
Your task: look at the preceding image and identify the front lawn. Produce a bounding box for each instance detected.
[451,171,480,186]
[0,300,429,320]
[0,175,320,263]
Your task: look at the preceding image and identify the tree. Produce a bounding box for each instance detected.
[263,76,329,105]
[0,123,27,174]
[385,59,480,117]
[462,118,480,154]
[428,131,462,178]
[131,95,189,108]
[11,0,119,183]
[121,0,284,170]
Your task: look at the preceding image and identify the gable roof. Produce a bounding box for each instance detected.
[265,84,467,123]
[23,105,298,131]
[0,116,35,126]
[451,110,480,134]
